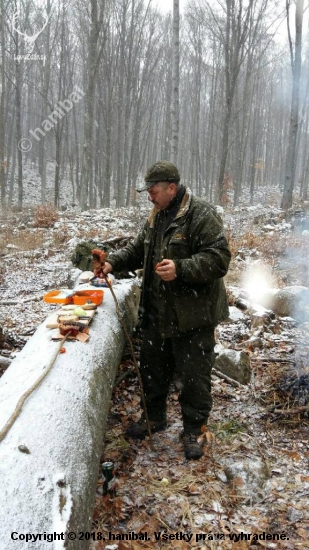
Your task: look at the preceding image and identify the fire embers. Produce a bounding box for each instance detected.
[279,371,309,409]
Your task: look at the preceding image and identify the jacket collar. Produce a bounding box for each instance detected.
[147,187,192,228]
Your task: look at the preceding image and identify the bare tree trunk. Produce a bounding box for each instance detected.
[214,0,266,204]
[7,100,16,207]
[216,0,233,203]
[8,154,16,206]
[39,0,51,204]
[249,109,258,204]
[103,81,112,207]
[281,0,304,210]
[54,132,61,207]
[72,104,80,202]
[192,34,202,194]
[299,78,309,198]
[171,0,180,165]
[115,1,127,207]
[301,154,309,200]
[233,52,254,206]
[0,0,6,207]
[54,2,67,208]
[100,18,115,208]
[162,61,172,160]
[217,99,233,203]
[81,0,106,210]
[14,34,23,209]
[206,41,221,200]
[94,103,101,206]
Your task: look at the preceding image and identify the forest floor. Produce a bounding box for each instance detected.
[0,192,309,549]
[90,197,309,550]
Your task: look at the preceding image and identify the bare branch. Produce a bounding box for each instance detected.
[286,0,294,74]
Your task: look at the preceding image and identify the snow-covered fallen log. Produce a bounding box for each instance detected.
[0,280,140,550]
[0,356,12,369]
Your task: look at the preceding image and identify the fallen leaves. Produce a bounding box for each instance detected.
[281,449,301,462]
[90,267,309,550]
[146,473,205,497]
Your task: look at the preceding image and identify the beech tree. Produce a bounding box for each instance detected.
[80,0,108,210]
[0,0,309,210]
[0,0,6,207]
[281,0,305,210]
[171,0,180,165]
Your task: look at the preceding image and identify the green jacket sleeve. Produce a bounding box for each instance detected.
[105,223,147,273]
[174,206,231,284]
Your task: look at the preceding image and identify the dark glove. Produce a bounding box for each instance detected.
[91,249,107,277]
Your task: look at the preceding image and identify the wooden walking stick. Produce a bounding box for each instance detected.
[103,274,154,450]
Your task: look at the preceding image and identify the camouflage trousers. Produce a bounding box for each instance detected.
[140,313,215,435]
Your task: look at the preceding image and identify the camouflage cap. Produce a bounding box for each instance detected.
[136,160,180,192]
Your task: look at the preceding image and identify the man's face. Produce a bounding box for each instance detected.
[147,182,177,210]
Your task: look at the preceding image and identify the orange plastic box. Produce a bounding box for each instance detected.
[43,290,74,305]
[73,290,104,306]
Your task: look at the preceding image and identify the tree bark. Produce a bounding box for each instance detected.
[80,0,106,210]
[281,0,304,210]
[171,0,180,165]
[14,33,23,209]
[39,0,51,204]
[0,0,6,207]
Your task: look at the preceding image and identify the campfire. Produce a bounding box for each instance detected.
[278,367,309,413]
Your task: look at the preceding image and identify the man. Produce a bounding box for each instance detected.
[103,161,231,460]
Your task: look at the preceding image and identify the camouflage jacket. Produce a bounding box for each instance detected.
[106,188,231,335]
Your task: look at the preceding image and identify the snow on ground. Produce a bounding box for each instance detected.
[0,204,148,359]
[1,185,309,549]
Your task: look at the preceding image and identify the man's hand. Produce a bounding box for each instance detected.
[102,261,113,275]
[91,249,107,277]
[155,259,176,281]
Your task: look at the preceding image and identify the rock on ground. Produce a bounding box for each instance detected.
[215,349,252,385]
